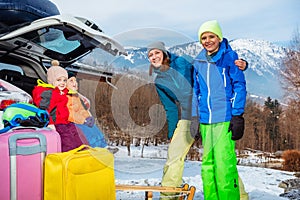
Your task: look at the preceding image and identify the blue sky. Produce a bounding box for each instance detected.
[51,0,299,46]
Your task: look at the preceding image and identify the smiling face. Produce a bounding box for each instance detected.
[53,76,67,91]
[200,32,221,55]
[148,49,164,68]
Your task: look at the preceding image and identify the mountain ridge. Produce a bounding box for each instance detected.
[81,38,289,103]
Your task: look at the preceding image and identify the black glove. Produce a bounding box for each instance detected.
[84,116,95,127]
[190,117,200,141]
[229,115,245,140]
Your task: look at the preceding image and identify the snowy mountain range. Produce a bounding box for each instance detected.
[82,38,289,103]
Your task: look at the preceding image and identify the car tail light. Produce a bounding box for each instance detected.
[0,99,17,110]
[0,95,33,110]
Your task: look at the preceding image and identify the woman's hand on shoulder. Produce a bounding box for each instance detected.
[234,59,248,71]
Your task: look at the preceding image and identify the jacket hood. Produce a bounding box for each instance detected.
[36,79,55,88]
[168,52,178,63]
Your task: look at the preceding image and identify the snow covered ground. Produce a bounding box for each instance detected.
[113,144,296,200]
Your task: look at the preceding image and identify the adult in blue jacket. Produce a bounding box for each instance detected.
[191,20,247,200]
[148,42,195,199]
[148,42,193,140]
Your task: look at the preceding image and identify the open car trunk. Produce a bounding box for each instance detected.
[0,14,126,93]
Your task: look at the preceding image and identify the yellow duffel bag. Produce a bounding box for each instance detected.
[44,145,115,200]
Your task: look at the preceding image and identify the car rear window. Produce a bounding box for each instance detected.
[35,27,81,55]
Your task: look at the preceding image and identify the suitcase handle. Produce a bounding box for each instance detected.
[8,133,47,200]
[9,133,47,156]
[0,126,38,135]
[8,126,50,132]
[69,144,90,154]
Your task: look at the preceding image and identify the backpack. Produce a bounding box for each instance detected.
[0,102,50,133]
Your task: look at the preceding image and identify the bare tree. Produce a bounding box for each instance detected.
[238,98,264,151]
[281,100,300,150]
[280,27,300,100]
[279,27,300,151]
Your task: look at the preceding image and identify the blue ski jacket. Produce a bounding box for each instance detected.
[154,52,193,139]
[192,38,246,124]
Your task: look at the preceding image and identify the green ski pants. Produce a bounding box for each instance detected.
[201,122,240,200]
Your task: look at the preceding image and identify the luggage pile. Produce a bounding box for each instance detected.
[0,103,195,199]
[0,103,116,200]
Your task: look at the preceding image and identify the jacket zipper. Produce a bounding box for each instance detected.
[207,63,212,123]
[222,68,226,87]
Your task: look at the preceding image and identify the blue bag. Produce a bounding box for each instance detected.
[75,124,108,148]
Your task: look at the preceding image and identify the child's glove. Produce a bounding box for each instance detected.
[190,116,200,141]
[229,115,245,140]
[84,116,95,127]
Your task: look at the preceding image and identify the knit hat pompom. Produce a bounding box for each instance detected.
[51,60,60,66]
[47,60,68,85]
[198,20,223,42]
[147,41,168,56]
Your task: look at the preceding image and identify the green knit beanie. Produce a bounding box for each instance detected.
[198,20,223,42]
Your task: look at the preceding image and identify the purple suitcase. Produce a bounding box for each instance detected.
[0,127,61,200]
